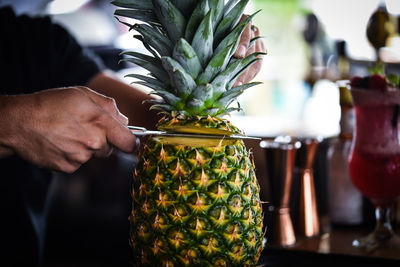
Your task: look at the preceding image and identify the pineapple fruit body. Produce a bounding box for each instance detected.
[131,117,263,266]
[112,0,266,265]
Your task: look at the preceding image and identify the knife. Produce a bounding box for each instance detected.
[128,126,261,140]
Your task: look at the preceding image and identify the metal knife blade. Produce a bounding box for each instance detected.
[127,126,261,140]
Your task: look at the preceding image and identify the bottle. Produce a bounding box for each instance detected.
[327,81,363,225]
[336,41,350,80]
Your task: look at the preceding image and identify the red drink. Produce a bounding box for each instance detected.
[347,77,400,249]
[349,99,400,206]
[350,151,400,205]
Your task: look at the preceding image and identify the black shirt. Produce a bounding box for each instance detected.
[0,6,105,266]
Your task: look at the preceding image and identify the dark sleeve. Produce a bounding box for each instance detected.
[0,6,105,95]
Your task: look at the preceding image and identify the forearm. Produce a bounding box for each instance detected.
[0,87,136,172]
[0,95,19,158]
[87,71,160,130]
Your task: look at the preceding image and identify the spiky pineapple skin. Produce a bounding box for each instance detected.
[130,121,264,266]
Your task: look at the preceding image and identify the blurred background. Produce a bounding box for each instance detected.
[2,0,399,266]
[21,0,399,138]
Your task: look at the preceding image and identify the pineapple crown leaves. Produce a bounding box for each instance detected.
[113,0,265,117]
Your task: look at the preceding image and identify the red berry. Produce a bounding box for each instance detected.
[350,76,369,89]
[359,77,370,88]
[350,76,362,87]
[368,74,387,91]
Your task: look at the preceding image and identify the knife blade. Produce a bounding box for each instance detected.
[127,126,261,140]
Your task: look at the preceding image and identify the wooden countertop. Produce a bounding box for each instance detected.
[267,225,400,261]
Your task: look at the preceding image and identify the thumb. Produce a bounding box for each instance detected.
[99,112,136,153]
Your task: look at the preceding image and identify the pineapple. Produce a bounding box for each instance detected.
[112,0,265,266]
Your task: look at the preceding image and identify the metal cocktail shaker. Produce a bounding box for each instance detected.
[260,138,301,247]
[295,137,321,237]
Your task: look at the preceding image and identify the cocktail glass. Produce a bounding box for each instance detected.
[348,87,400,250]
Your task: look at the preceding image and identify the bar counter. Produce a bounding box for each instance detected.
[259,225,400,266]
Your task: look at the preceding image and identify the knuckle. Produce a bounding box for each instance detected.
[76,86,90,92]
[103,97,120,116]
[105,96,117,108]
[76,153,91,164]
[67,151,91,165]
[86,137,104,150]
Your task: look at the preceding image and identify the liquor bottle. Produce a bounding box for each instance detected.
[327,81,363,225]
[336,41,349,80]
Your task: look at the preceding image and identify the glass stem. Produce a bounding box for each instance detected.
[374,205,394,241]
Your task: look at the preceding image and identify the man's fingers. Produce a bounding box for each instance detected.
[246,36,257,57]
[79,86,129,125]
[82,129,113,157]
[52,157,82,174]
[233,55,262,87]
[93,144,113,158]
[252,25,265,56]
[256,37,266,55]
[100,113,136,154]
[79,87,135,154]
[234,15,251,58]
[66,150,92,165]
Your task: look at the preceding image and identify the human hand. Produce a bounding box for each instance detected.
[0,87,136,173]
[233,14,265,86]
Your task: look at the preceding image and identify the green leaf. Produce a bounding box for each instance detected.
[114,9,158,24]
[187,98,205,114]
[367,63,384,75]
[224,0,240,15]
[133,35,159,58]
[208,0,224,30]
[227,57,262,89]
[120,57,169,82]
[161,57,197,98]
[133,81,165,92]
[121,51,160,62]
[111,0,153,9]
[124,74,165,89]
[217,82,262,107]
[191,84,214,103]
[114,16,134,31]
[204,108,220,116]
[149,89,181,105]
[133,24,173,56]
[143,99,163,104]
[214,0,249,45]
[387,73,400,87]
[184,0,209,42]
[211,52,265,94]
[214,11,259,56]
[224,106,241,114]
[191,10,214,67]
[249,36,264,49]
[197,44,234,84]
[172,38,202,78]
[170,0,198,18]
[152,0,186,43]
[149,104,173,112]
